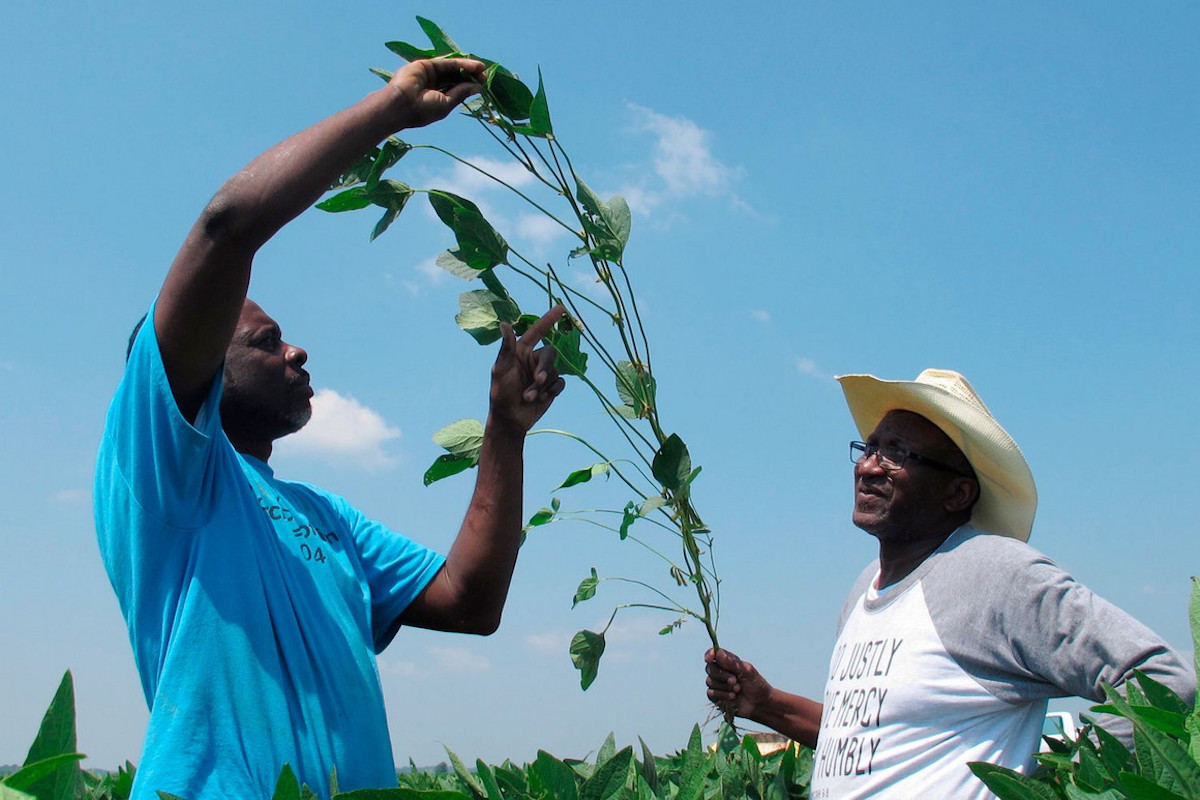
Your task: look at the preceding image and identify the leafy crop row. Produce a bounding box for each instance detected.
[1,674,812,800]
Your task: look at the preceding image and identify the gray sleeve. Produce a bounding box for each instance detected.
[923,532,1195,740]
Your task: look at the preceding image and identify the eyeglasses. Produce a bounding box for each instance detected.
[850,441,974,477]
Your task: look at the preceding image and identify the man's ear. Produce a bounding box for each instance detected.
[945,477,980,514]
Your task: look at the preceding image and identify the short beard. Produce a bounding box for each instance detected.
[220,375,312,443]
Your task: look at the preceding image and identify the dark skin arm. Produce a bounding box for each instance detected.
[154,58,486,422]
[398,307,567,635]
[706,647,824,748]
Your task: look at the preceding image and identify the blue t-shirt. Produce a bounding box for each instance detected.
[94,309,445,799]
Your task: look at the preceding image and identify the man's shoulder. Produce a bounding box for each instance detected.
[940,526,1050,570]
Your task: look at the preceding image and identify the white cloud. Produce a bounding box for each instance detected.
[796,358,826,380]
[438,156,537,197]
[626,104,739,204]
[516,213,570,255]
[277,388,401,471]
[413,257,446,286]
[750,310,771,324]
[378,658,419,677]
[52,489,89,506]
[524,631,571,656]
[429,645,492,673]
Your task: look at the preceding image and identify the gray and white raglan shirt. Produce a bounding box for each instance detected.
[809,526,1195,800]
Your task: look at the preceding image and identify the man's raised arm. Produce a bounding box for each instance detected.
[154,58,484,421]
[399,307,568,635]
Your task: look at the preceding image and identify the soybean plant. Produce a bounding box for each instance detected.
[318,17,721,692]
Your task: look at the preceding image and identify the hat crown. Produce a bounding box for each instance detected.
[914,369,994,419]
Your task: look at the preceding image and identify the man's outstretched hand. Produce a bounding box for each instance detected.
[385,57,486,129]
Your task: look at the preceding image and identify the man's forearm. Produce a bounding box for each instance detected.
[752,691,824,749]
[431,415,527,634]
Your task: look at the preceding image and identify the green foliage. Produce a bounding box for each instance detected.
[320,17,723,691]
[970,577,1200,800]
[367,726,813,800]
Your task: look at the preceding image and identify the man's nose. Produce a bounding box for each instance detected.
[855,451,887,477]
[285,343,308,367]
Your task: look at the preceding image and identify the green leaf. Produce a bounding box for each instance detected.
[618,502,638,540]
[618,497,667,540]
[416,17,462,55]
[1103,684,1200,795]
[368,67,394,83]
[428,192,509,271]
[531,751,579,800]
[384,41,438,62]
[574,179,631,261]
[330,150,381,190]
[367,180,414,241]
[433,418,485,459]
[22,671,86,800]
[445,747,486,800]
[595,733,617,771]
[455,289,521,345]
[1187,713,1200,767]
[1117,771,1188,799]
[573,568,599,608]
[423,454,476,486]
[652,434,692,493]
[569,629,605,690]
[365,137,412,189]
[615,361,655,419]
[1133,670,1192,717]
[0,787,36,800]
[1092,723,1136,784]
[1189,578,1199,701]
[317,186,374,212]
[967,762,1059,800]
[436,249,484,281]
[1076,745,1114,792]
[637,737,659,796]
[675,725,711,800]
[336,791,474,800]
[425,419,484,485]
[529,69,554,137]
[525,497,560,530]
[547,323,588,377]
[1,753,87,793]
[1063,786,1126,800]
[603,195,632,256]
[474,760,503,800]
[558,463,610,490]
[484,65,535,122]
[272,765,301,800]
[580,746,632,800]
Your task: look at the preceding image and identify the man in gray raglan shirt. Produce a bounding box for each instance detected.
[705,369,1195,799]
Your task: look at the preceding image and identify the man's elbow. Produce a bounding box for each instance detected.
[195,186,269,253]
[457,608,503,636]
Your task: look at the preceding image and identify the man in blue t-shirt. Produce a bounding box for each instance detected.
[95,57,567,800]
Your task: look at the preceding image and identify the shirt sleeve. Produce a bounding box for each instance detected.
[923,531,1196,744]
[98,301,226,528]
[325,494,446,653]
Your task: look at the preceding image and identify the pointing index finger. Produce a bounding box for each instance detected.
[519,305,566,346]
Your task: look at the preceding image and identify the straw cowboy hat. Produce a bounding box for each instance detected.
[836,368,1038,542]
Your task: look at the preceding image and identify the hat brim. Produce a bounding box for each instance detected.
[837,373,1037,542]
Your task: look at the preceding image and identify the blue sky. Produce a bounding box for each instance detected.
[3,0,1197,772]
